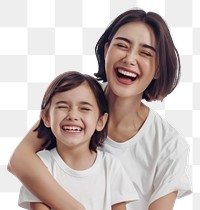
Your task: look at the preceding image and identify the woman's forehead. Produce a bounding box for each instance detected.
[113,21,156,47]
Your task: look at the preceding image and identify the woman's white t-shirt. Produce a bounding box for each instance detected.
[101,109,192,209]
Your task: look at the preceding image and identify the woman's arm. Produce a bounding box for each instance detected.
[149,191,177,210]
[112,202,126,210]
[7,121,85,210]
[8,121,43,175]
[30,202,50,210]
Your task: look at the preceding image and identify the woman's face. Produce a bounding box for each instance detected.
[104,21,157,99]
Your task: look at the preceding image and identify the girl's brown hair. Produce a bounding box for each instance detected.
[35,71,108,152]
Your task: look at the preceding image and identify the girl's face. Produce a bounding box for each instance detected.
[42,82,107,151]
[104,21,157,99]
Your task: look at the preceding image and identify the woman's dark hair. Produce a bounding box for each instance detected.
[34,71,108,152]
[95,8,181,101]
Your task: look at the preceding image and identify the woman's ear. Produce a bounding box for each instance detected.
[96,113,108,132]
[41,110,51,128]
[154,67,160,79]
[104,42,109,58]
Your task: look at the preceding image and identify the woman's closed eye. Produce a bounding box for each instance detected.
[141,51,153,57]
[57,105,69,110]
[57,106,68,110]
[114,43,128,49]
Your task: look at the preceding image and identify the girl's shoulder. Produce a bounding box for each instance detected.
[97,149,124,167]
[36,148,56,169]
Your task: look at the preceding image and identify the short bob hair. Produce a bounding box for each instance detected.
[34,71,108,152]
[95,8,181,101]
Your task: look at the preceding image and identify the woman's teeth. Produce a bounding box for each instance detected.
[117,69,137,81]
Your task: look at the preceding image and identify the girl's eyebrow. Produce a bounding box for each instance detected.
[115,36,156,52]
[55,100,94,107]
[79,101,94,107]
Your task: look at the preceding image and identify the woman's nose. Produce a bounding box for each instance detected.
[122,50,137,66]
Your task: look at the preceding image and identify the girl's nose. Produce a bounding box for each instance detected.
[66,109,78,121]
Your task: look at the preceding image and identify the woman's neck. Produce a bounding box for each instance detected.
[106,90,149,142]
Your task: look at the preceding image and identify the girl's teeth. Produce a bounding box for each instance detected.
[62,126,81,132]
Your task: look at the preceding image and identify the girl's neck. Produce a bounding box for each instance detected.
[56,144,97,171]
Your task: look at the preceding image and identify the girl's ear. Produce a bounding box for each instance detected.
[104,42,109,58]
[41,110,51,128]
[96,113,108,132]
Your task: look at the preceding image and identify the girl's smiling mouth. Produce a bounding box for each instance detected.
[62,125,82,132]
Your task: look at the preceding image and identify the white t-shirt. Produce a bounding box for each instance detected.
[101,109,192,210]
[18,149,139,210]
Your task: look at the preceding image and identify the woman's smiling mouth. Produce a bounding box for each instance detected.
[115,68,139,84]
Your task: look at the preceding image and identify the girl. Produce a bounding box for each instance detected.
[8,9,191,210]
[18,71,139,210]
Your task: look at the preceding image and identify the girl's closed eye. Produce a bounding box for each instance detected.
[56,104,69,110]
[55,101,70,110]
[81,106,92,111]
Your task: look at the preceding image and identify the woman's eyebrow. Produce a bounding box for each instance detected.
[115,36,131,44]
[55,101,68,105]
[115,36,156,52]
[142,44,156,52]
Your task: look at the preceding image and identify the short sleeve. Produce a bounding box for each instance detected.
[149,134,192,205]
[18,185,42,209]
[110,158,139,205]
[18,150,52,209]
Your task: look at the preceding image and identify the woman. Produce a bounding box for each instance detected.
[8,9,191,210]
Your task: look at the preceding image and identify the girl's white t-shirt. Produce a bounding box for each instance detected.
[18,149,139,210]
